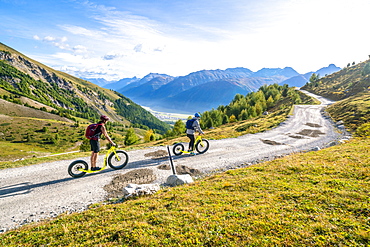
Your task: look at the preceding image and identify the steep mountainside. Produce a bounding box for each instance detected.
[0,42,170,134]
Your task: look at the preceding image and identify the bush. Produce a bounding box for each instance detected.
[355,122,370,137]
[124,128,140,146]
[79,138,91,152]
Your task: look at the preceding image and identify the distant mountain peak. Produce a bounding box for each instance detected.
[253,67,299,78]
[315,64,341,76]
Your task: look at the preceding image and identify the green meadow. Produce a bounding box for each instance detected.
[0,137,368,246]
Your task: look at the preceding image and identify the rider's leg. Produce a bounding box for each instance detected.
[90,139,100,170]
[187,134,195,151]
[91,151,98,168]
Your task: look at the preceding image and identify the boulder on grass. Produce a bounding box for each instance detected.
[166,174,194,186]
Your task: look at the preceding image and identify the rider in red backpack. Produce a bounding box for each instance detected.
[89,115,116,171]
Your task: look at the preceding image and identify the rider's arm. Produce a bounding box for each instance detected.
[101,125,116,146]
[194,120,204,135]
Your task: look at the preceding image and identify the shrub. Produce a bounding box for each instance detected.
[124,128,140,146]
[355,122,370,137]
[79,138,91,152]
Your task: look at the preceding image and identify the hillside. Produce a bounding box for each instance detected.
[302,60,370,100]
[0,42,170,131]
[302,59,370,131]
[0,42,171,160]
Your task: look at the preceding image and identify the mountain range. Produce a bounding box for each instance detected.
[98,64,341,113]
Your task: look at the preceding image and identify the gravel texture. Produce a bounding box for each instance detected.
[0,91,350,232]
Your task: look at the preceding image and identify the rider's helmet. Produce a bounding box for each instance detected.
[100,115,110,121]
[194,113,201,118]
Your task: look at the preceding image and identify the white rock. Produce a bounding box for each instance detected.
[166,174,194,186]
[123,183,160,198]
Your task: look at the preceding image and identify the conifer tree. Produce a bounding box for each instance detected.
[124,128,140,146]
[173,119,185,135]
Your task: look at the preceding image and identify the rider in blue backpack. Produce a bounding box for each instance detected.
[186,113,204,153]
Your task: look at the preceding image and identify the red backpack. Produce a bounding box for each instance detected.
[85,123,102,140]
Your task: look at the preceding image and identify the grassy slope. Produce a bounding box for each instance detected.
[302,59,370,101]
[302,59,370,132]
[326,92,370,131]
[0,116,85,162]
[0,137,368,246]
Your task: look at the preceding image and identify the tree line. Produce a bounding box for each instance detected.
[164,83,304,138]
[199,84,301,129]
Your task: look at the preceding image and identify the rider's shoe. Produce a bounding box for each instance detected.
[91,167,101,171]
[190,152,196,155]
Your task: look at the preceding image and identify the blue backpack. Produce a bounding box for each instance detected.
[186,119,196,130]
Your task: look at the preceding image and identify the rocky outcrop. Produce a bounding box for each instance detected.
[0,51,73,91]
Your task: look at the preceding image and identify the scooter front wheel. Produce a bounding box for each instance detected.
[173,143,185,156]
[108,150,129,170]
[68,160,88,178]
[195,139,209,154]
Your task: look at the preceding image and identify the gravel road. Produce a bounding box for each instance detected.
[0,91,349,232]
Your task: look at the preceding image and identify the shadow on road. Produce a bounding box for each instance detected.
[0,178,72,199]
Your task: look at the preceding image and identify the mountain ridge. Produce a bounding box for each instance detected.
[103,65,340,113]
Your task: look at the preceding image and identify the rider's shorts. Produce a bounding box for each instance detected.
[90,139,100,153]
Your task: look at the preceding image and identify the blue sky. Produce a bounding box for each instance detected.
[1,0,369,80]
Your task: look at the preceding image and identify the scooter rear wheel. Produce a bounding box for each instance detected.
[68,160,88,178]
[173,143,185,156]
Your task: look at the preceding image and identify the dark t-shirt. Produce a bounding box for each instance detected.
[95,121,104,139]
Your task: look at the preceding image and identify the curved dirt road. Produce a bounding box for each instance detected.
[0,91,348,231]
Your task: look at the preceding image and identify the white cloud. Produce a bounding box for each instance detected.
[103,52,125,60]
[43,36,56,41]
[60,24,106,38]
[73,45,88,54]
[61,36,68,43]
